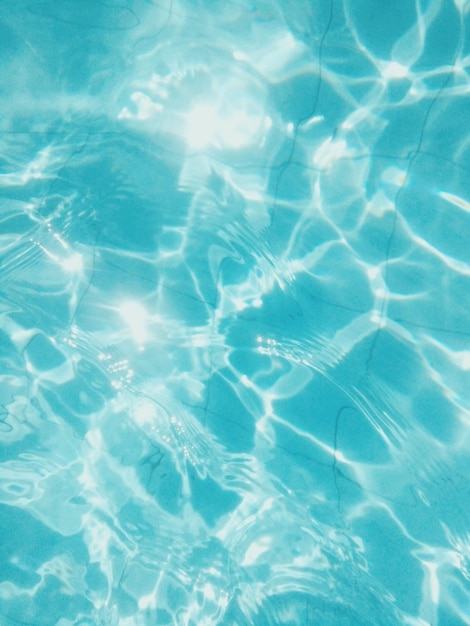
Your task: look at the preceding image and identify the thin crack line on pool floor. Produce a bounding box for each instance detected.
[364,25,464,376]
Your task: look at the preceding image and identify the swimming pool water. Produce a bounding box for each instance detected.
[1,1,470,624]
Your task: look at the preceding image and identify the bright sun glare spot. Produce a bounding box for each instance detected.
[119,300,148,346]
[367,266,381,280]
[191,334,210,348]
[313,137,347,169]
[242,537,271,566]
[381,61,409,79]
[134,399,156,426]
[335,450,346,463]
[186,95,269,151]
[234,298,248,311]
[233,50,248,62]
[61,253,83,273]
[382,166,407,187]
[186,105,217,149]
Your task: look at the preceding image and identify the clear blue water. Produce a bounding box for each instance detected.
[1,1,470,624]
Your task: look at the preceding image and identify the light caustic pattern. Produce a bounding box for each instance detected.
[0,0,470,624]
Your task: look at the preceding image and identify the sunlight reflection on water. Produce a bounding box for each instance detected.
[0,1,470,625]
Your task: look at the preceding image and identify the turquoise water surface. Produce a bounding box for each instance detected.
[1,1,470,624]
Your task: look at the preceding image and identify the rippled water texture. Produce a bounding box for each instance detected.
[1,1,470,624]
